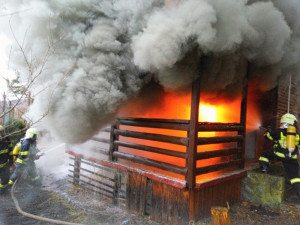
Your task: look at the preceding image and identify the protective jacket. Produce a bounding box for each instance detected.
[0,136,13,169]
[15,138,39,165]
[9,137,41,186]
[259,127,300,197]
[264,128,300,159]
[0,135,13,193]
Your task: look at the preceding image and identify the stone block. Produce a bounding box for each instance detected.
[241,167,285,208]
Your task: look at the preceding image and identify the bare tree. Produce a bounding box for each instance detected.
[0,16,72,140]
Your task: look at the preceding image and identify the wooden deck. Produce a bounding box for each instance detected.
[68,150,246,224]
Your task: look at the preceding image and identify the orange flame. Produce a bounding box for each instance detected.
[199,104,217,122]
[118,91,258,181]
[119,91,241,122]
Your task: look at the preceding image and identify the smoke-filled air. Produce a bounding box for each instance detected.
[3,0,300,143]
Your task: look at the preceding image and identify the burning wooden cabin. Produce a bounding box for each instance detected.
[66,1,300,224]
[67,57,252,224]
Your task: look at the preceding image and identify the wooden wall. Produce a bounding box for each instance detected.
[126,171,243,225]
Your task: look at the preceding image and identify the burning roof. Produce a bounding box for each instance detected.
[3,0,300,143]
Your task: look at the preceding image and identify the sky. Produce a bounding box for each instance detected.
[0,33,12,95]
[0,1,16,98]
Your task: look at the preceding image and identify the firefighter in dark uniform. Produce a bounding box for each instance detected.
[259,113,300,198]
[9,127,41,187]
[0,125,13,194]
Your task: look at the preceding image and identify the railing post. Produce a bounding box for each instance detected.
[113,170,121,205]
[73,156,81,186]
[238,62,250,169]
[109,121,119,161]
[186,76,201,189]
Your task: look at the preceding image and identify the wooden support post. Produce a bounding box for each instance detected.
[109,121,119,161]
[73,156,81,186]
[187,72,201,222]
[211,206,231,225]
[187,76,201,188]
[113,170,120,205]
[238,62,250,169]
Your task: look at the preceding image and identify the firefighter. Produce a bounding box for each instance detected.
[0,125,13,194]
[9,127,42,187]
[259,113,300,198]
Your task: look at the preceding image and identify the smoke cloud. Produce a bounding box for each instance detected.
[2,0,300,143]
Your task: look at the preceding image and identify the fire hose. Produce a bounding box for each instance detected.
[10,176,84,225]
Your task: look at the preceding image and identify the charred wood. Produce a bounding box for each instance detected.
[114,129,189,146]
[197,123,243,131]
[112,151,187,175]
[117,117,190,131]
[197,135,243,145]
[117,118,189,131]
[114,140,187,158]
[196,148,241,159]
[195,159,242,175]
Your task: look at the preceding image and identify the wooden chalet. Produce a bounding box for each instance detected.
[67,61,250,224]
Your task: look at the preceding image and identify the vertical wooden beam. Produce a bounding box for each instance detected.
[73,156,81,186]
[109,121,119,161]
[238,63,250,169]
[113,170,120,205]
[186,70,201,222]
[186,76,201,188]
[211,206,231,225]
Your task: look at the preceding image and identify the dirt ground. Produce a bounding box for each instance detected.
[1,174,300,225]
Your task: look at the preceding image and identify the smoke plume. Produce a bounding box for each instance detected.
[3,0,300,143]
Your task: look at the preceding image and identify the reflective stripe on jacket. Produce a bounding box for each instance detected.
[0,136,13,167]
[264,128,300,159]
[16,138,37,165]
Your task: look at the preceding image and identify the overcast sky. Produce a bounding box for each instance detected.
[0,33,11,94]
[0,1,15,97]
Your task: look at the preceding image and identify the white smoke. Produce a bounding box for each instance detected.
[2,0,300,143]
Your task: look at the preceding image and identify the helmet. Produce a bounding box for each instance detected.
[280,113,297,127]
[0,125,4,136]
[25,127,39,139]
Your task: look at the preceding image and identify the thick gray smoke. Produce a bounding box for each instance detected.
[3,0,300,143]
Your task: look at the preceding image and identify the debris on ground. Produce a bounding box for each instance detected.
[1,174,300,225]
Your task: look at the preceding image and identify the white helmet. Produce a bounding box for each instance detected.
[280,113,297,128]
[0,125,4,136]
[25,127,39,139]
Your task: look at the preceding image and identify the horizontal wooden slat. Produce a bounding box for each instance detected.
[114,140,187,158]
[112,151,187,175]
[196,148,241,160]
[80,159,114,173]
[197,122,244,131]
[100,127,111,132]
[117,117,190,131]
[90,147,109,155]
[69,170,115,189]
[195,159,242,175]
[91,137,110,144]
[68,176,114,196]
[79,167,115,182]
[197,135,243,145]
[114,129,189,146]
